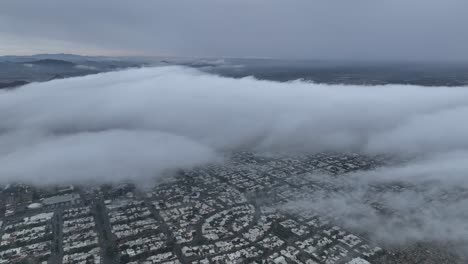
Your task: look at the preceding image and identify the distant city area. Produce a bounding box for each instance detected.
[199,59,468,87]
[1,152,465,264]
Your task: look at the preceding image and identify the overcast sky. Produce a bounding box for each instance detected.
[1,0,468,61]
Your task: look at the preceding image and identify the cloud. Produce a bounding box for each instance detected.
[2,65,468,250]
[74,64,98,70]
[282,156,468,251]
[0,130,217,185]
[280,151,468,252]
[1,66,468,186]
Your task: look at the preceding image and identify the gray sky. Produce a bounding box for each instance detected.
[1,0,468,60]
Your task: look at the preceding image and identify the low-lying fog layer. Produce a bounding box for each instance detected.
[1,66,468,248]
[282,153,468,249]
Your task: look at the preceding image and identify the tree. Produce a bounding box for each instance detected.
[120,254,130,263]
[106,244,116,258]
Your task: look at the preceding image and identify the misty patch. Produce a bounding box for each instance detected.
[0,130,218,186]
[280,153,468,254]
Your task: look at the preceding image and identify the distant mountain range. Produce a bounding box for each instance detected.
[2,54,468,88]
[0,53,111,63]
[0,54,151,89]
[0,80,29,89]
[25,59,76,66]
[0,54,239,89]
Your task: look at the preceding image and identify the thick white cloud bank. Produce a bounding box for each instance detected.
[2,66,468,248]
[1,66,468,185]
